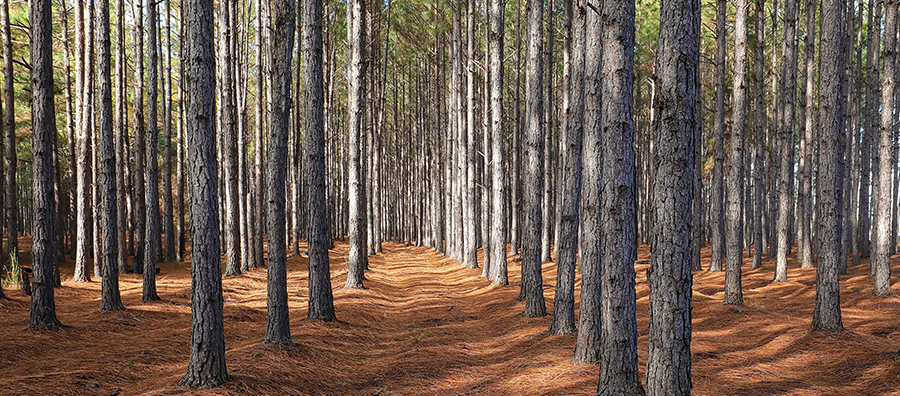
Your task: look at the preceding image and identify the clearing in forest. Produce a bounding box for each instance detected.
[1,240,899,395]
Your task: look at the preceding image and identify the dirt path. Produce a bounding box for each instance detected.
[1,240,899,395]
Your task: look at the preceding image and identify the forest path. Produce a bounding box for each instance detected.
[2,240,900,395]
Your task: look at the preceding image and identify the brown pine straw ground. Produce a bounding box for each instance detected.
[1,238,899,396]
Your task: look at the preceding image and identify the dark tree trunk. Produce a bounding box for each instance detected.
[709,0,726,273]
[549,0,582,336]
[646,0,698,392]
[179,0,229,386]
[97,0,124,312]
[752,0,766,270]
[115,0,129,274]
[163,0,176,263]
[858,0,878,260]
[596,2,643,395]
[74,0,92,283]
[305,0,336,322]
[1,0,14,272]
[132,0,146,275]
[798,0,816,269]
[812,0,845,333]
[521,0,547,318]
[264,0,296,345]
[144,0,162,301]
[29,0,61,330]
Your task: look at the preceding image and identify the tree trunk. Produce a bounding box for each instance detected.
[220,0,241,277]
[74,0,92,283]
[646,0,698,393]
[521,0,547,318]
[179,0,229,386]
[305,0,336,322]
[346,0,368,288]
[798,0,816,269]
[725,0,749,305]
[549,0,582,336]
[573,0,600,363]
[812,0,845,333]
[29,0,61,330]
[596,2,643,395]
[133,0,146,275]
[752,0,766,270]
[115,0,129,274]
[163,0,176,263]
[709,0,726,273]
[775,0,799,282]
[97,0,124,312]
[143,0,162,301]
[1,0,14,273]
[463,0,478,270]
[489,0,508,286]
[873,0,896,297]
[263,0,296,344]
[859,0,878,260]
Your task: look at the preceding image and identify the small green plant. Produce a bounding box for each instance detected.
[2,248,19,290]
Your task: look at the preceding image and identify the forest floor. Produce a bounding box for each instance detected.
[1,239,900,396]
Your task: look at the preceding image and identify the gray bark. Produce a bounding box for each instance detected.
[709,0,726,273]
[521,0,547,318]
[1,0,14,272]
[264,0,297,344]
[163,0,175,263]
[132,0,146,275]
[798,0,816,269]
[775,0,799,283]
[489,0,508,286]
[812,0,845,333]
[725,0,748,305]
[74,0,92,283]
[144,0,161,301]
[346,0,368,288]
[549,0,582,337]
[646,0,698,392]
[115,0,129,274]
[596,2,643,395]
[873,0,896,297]
[752,0,766,270]
[220,0,241,277]
[464,0,478,270]
[98,0,124,312]
[178,0,229,385]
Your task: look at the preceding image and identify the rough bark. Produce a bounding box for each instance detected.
[596,2,643,394]
[521,0,547,318]
[1,0,15,272]
[74,0,92,283]
[645,0,698,393]
[709,0,726,273]
[178,0,229,385]
[305,0,336,322]
[775,0,799,283]
[858,0,878,260]
[97,0,124,312]
[725,0,748,305]
[873,0,896,297]
[29,0,61,330]
[220,0,241,277]
[133,0,146,275]
[573,0,600,364]
[489,0,508,286]
[143,0,162,301]
[115,0,129,274]
[812,0,845,333]
[752,0,766,270]
[549,0,583,336]
[163,0,175,263]
[346,0,368,288]
[798,0,816,269]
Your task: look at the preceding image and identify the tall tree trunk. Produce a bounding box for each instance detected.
[220,0,241,276]
[752,0,766,270]
[549,0,582,336]
[97,0,124,312]
[725,0,749,305]
[143,0,162,301]
[709,0,726,273]
[573,0,600,363]
[1,0,14,272]
[521,0,547,318]
[540,0,554,263]
[163,0,176,262]
[489,0,508,286]
[859,0,878,260]
[812,0,845,333]
[798,0,816,269]
[264,0,296,344]
[463,0,478,270]
[179,0,229,385]
[873,0,896,297]
[646,0,698,392]
[29,0,61,330]
[596,2,643,394]
[305,0,336,322]
[115,0,129,274]
[345,0,368,288]
[133,0,147,275]
[775,0,799,282]
[74,0,93,283]
[176,0,186,261]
